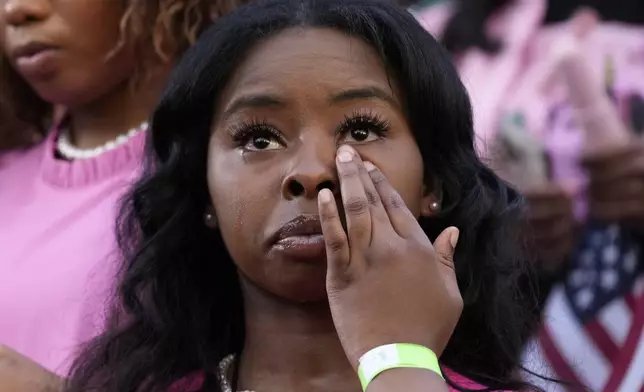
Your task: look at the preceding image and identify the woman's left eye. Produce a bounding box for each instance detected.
[339,128,382,144]
[338,114,389,144]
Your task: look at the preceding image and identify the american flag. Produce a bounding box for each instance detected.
[523,223,644,392]
[522,59,644,392]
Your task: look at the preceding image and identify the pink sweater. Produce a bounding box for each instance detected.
[0,127,144,375]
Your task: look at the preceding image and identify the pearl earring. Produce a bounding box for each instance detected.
[429,201,440,212]
[204,211,216,228]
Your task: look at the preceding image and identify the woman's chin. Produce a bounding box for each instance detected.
[262,268,329,304]
[279,284,328,304]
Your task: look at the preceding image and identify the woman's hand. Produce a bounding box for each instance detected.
[583,140,644,233]
[0,345,64,392]
[523,183,576,272]
[318,145,462,369]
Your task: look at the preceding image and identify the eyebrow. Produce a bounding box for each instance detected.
[222,86,398,119]
[222,94,286,119]
[330,87,398,108]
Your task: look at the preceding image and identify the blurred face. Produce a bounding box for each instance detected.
[0,0,135,106]
[208,28,433,302]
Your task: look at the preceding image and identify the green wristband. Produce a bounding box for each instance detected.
[357,343,443,391]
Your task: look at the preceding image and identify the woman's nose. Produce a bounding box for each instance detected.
[2,0,51,27]
[281,140,339,200]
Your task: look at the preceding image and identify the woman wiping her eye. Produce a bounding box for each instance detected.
[230,111,390,151]
[64,0,543,391]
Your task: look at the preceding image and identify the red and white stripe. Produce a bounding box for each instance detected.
[522,275,644,392]
[610,276,644,392]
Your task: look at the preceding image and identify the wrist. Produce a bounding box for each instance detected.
[357,343,443,391]
[366,367,449,392]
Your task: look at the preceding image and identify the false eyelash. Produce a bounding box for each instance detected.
[228,119,283,146]
[338,110,391,136]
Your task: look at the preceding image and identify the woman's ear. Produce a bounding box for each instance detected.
[204,206,218,229]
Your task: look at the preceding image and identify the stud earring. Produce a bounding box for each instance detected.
[204,211,217,228]
[429,201,440,212]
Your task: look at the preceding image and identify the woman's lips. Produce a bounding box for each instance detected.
[11,42,60,78]
[269,215,326,259]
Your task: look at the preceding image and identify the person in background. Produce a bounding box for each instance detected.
[0,0,243,390]
[414,0,644,391]
[61,0,543,390]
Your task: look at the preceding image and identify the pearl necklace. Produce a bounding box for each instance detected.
[218,354,255,392]
[56,122,148,160]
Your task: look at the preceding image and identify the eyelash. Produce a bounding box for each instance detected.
[338,111,390,138]
[229,119,283,147]
[228,110,390,150]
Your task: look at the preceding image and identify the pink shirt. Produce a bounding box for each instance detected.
[0,127,144,375]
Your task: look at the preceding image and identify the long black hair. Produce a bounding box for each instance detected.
[66,0,540,390]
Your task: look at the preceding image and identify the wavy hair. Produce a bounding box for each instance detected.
[66,0,541,391]
[0,0,241,150]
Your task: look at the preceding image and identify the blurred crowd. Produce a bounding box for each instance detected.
[1,0,643,391]
[412,1,644,391]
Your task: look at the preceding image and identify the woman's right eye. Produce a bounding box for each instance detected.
[244,132,283,151]
[230,124,285,152]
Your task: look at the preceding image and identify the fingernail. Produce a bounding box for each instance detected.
[337,145,354,163]
[319,188,333,203]
[449,228,460,250]
[338,151,353,163]
[363,161,377,172]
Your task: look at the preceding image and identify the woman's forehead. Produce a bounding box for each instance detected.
[216,27,401,112]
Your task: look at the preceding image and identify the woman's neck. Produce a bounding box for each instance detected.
[66,66,170,149]
[239,281,360,392]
